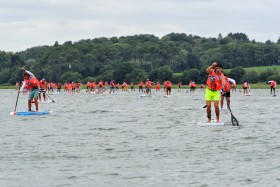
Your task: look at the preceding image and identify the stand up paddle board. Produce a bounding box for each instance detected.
[272,94,277,97]
[197,120,224,126]
[244,93,251,96]
[10,110,53,116]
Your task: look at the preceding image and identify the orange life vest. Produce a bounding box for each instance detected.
[39,80,47,89]
[224,78,231,92]
[25,77,39,90]
[146,81,152,88]
[206,71,223,91]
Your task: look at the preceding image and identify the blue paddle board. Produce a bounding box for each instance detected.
[10,110,53,116]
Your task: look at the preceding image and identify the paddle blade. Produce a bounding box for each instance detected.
[231,114,239,126]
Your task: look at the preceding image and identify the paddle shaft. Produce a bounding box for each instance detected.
[46,93,55,102]
[14,92,20,112]
[14,71,23,112]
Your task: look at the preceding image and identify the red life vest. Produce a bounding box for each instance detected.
[146,81,152,88]
[224,78,231,92]
[25,77,39,90]
[165,81,172,88]
[40,80,46,89]
[206,71,223,91]
[190,82,196,88]
[243,82,248,88]
[270,81,276,87]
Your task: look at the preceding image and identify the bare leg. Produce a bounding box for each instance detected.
[214,100,220,122]
[220,95,224,109]
[206,100,212,123]
[34,98,38,112]
[226,97,230,109]
[28,100,32,111]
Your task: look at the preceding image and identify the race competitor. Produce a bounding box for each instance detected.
[243,82,250,95]
[165,80,172,96]
[19,68,40,112]
[268,80,277,95]
[145,79,154,96]
[220,74,236,110]
[189,81,196,93]
[38,78,47,102]
[205,62,226,123]
[109,80,115,94]
[139,81,144,93]
[130,82,135,91]
[155,82,161,92]
[178,82,182,92]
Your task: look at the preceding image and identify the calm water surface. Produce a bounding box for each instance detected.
[0,89,280,187]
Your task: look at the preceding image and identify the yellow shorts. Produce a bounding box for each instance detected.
[205,88,220,101]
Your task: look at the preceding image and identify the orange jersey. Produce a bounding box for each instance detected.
[25,77,39,90]
[165,81,172,88]
[224,78,231,92]
[146,81,152,88]
[206,71,224,90]
[156,83,160,90]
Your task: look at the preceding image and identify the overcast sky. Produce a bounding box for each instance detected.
[0,0,279,52]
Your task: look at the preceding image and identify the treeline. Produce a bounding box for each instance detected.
[0,32,280,85]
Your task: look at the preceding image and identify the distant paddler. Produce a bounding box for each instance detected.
[220,74,236,110]
[243,81,250,95]
[19,68,40,112]
[145,79,155,96]
[165,80,172,96]
[268,80,277,95]
[205,61,226,123]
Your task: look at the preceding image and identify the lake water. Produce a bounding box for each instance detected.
[0,89,279,187]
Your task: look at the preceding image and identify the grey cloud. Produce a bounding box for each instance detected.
[0,0,279,51]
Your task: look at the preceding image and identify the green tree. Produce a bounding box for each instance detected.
[113,62,134,83]
[157,65,173,81]
[228,66,246,84]
[59,71,82,83]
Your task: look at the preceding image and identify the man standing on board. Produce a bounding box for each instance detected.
[19,68,40,112]
[205,61,226,123]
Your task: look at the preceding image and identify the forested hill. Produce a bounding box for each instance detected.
[0,32,280,85]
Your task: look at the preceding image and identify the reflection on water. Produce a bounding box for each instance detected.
[0,89,279,186]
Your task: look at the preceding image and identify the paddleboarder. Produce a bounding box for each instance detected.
[220,74,236,110]
[268,80,277,95]
[19,68,40,112]
[205,61,226,123]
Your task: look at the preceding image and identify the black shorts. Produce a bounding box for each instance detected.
[222,91,230,97]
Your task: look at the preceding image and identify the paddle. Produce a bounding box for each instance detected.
[46,93,55,102]
[227,105,239,126]
[14,86,21,112]
[14,69,23,113]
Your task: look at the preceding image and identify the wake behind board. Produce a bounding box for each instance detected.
[139,94,147,97]
[197,120,224,126]
[139,94,152,98]
[39,100,53,104]
[10,110,53,116]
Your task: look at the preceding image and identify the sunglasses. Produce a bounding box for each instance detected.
[216,67,222,69]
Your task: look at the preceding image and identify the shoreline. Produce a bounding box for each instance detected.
[0,83,272,89]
